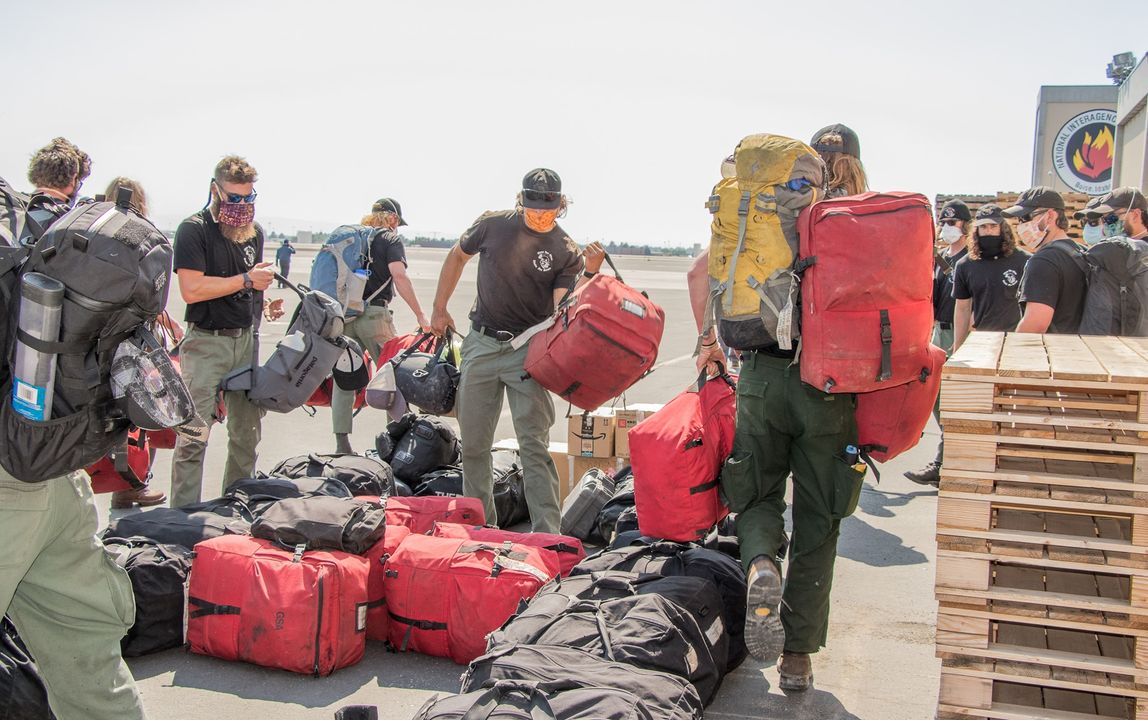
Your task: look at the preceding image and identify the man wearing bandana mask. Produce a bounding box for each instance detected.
[24,136,91,227]
[170,155,284,507]
[951,204,1031,350]
[430,168,604,533]
[1004,186,1087,334]
[1093,187,1148,243]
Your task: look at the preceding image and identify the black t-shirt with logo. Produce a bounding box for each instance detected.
[459,210,583,334]
[363,229,407,307]
[173,210,265,330]
[932,247,967,325]
[952,249,1030,331]
[1017,239,1088,333]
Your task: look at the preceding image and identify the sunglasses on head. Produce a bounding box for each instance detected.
[522,188,560,205]
[213,181,257,204]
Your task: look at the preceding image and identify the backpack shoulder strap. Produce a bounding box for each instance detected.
[1048,239,1092,277]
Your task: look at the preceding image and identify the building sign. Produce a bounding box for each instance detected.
[1052,108,1117,195]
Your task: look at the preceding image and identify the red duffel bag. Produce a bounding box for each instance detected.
[187,535,370,676]
[631,369,737,542]
[374,496,486,535]
[85,429,150,494]
[797,192,935,394]
[364,524,412,642]
[431,522,586,577]
[524,255,665,411]
[383,534,559,663]
[855,343,947,463]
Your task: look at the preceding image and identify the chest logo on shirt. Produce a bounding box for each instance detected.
[533,250,554,273]
[242,245,257,270]
[1002,269,1019,287]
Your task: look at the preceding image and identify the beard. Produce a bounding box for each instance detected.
[211,197,258,244]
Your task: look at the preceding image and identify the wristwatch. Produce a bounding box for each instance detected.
[242,272,253,290]
[582,270,597,279]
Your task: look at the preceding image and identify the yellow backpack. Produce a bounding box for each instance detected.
[705,134,824,350]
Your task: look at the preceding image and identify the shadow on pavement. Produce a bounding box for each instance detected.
[835,487,930,568]
[708,664,863,719]
[856,483,935,519]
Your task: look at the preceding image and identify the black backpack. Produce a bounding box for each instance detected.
[594,471,635,544]
[222,474,352,515]
[0,617,54,720]
[269,452,395,497]
[464,644,702,720]
[1053,238,1148,336]
[0,190,173,483]
[572,539,748,672]
[376,413,460,483]
[102,506,251,548]
[250,496,386,555]
[413,680,655,720]
[486,592,722,705]
[103,537,193,657]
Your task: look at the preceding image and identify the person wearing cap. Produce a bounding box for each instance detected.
[695,124,867,693]
[1094,187,1148,242]
[275,238,296,288]
[1005,186,1087,334]
[330,198,430,454]
[951,203,1030,351]
[904,199,971,487]
[1075,195,1108,246]
[430,169,604,533]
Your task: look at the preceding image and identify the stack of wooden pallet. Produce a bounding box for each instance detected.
[935,331,1148,720]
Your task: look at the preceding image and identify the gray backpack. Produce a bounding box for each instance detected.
[1054,238,1148,336]
[221,278,347,413]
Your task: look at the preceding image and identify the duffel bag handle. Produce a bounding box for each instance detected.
[695,361,736,393]
[461,680,556,720]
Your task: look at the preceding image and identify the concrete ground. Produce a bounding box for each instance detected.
[98,247,942,719]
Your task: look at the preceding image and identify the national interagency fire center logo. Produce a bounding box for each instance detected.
[1052,108,1116,195]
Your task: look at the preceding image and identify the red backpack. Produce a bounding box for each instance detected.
[85,429,150,494]
[797,192,935,394]
[855,343,946,463]
[524,256,665,411]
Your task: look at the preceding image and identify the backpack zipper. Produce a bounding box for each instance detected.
[312,574,325,677]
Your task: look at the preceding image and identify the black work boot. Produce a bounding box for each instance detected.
[335,707,378,720]
[778,651,813,691]
[903,461,940,487]
[335,433,353,454]
[744,555,785,666]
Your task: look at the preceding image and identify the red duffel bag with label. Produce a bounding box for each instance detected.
[187,535,370,676]
[383,534,560,664]
[855,343,947,463]
[431,522,586,577]
[630,368,737,542]
[524,254,665,411]
[797,192,935,394]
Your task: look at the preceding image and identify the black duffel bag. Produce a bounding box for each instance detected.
[413,679,654,720]
[464,644,702,720]
[391,332,460,416]
[222,474,352,515]
[593,470,635,544]
[378,413,460,484]
[250,496,385,555]
[102,506,251,548]
[270,452,395,497]
[1,617,54,720]
[103,537,192,657]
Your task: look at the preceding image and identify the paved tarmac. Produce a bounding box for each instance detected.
[96,247,942,719]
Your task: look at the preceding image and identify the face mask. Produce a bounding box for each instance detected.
[218,201,255,227]
[976,236,1004,257]
[1083,223,1104,245]
[1016,216,1046,249]
[523,208,559,233]
[939,224,963,244]
[1102,218,1124,239]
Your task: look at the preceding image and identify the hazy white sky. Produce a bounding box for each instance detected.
[2,1,1145,246]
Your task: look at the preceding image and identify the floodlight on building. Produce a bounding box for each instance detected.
[1107,51,1136,84]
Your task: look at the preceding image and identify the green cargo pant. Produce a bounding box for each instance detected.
[0,469,146,719]
[331,304,396,435]
[170,326,265,508]
[931,323,955,464]
[457,329,560,533]
[720,352,863,655]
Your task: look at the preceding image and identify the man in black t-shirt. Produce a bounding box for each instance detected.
[952,204,1031,346]
[430,169,603,532]
[329,198,430,453]
[1005,186,1086,334]
[170,155,284,507]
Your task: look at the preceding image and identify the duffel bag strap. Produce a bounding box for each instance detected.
[461,680,556,720]
[876,309,893,383]
[187,596,240,619]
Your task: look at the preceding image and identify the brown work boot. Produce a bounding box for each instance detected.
[778,651,813,692]
[744,554,785,665]
[111,486,167,509]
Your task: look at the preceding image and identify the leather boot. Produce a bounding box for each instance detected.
[903,461,941,487]
[111,486,168,509]
[335,433,353,454]
[744,554,785,665]
[778,651,813,691]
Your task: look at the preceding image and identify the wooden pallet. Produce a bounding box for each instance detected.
[938,669,1146,719]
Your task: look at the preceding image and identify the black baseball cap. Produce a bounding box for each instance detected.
[939,199,973,223]
[371,197,408,225]
[810,124,861,159]
[1093,186,1148,215]
[521,168,562,209]
[1073,195,1106,220]
[973,204,1005,227]
[1002,186,1065,218]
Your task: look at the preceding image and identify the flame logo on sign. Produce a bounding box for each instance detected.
[1072,126,1114,181]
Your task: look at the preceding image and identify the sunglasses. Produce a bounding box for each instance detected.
[522,188,561,205]
[940,219,960,227]
[214,181,257,204]
[1102,212,1123,226]
[1084,217,1102,227]
[1020,208,1049,223]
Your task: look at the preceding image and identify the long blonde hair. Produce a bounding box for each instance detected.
[815,132,868,196]
[104,176,148,216]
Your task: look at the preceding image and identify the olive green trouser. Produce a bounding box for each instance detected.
[170,326,265,508]
[931,323,955,464]
[331,304,396,435]
[457,329,560,533]
[0,469,146,719]
[720,352,863,654]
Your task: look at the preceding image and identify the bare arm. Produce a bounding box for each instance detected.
[430,243,472,336]
[687,250,710,333]
[952,298,974,352]
[176,263,274,304]
[388,261,429,332]
[1016,302,1054,334]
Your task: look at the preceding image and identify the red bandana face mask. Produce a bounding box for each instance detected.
[218,201,255,227]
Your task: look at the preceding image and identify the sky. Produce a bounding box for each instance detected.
[2,0,1146,247]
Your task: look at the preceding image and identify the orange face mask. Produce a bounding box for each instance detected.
[523,208,559,233]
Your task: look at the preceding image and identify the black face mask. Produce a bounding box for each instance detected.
[977,236,1004,258]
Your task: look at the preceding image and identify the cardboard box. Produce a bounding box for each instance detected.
[568,409,615,458]
[613,403,665,458]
